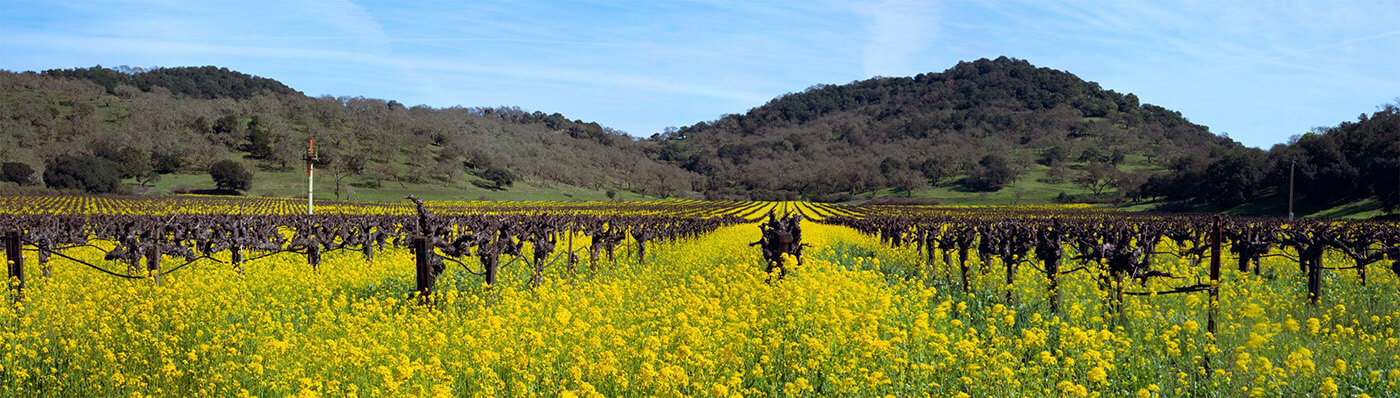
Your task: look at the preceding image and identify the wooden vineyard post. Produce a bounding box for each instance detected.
[413,237,432,299]
[1113,271,1126,326]
[1208,216,1222,332]
[1306,249,1322,305]
[588,239,599,275]
[128,249,142,276]
[566,229,575,277]
[942,246,952,282]
[308,245,321,272]
[958,247,970,293]
[1358,260,1366,286]
[1005,257,1016,305]
[362,238,376,263]
[917,231,927,276]
[232,245,244,275]
[1205,215,1223,377]
[935,237,946,282]
[1047,258,1060,314]
[6,230,23,301]
[484,254,499,286]
[916,230,927,280]
[149,227,163,287]
[38,245,50,279]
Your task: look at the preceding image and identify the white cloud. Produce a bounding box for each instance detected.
[298,0,392,47]
[0,31,771,103]
[858,0,939,77]
[6,0,1395,143]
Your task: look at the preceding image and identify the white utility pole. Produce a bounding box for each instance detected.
[307,137,316,215]
[1288,160,1295,220]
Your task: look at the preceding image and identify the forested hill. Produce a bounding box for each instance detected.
[0,66,697,199]
[2,59,1394,213]
[653,56,1244,200]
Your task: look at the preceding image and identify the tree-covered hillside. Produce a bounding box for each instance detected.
[1146,103,1400,213]
[2,59,1395,213]
[652,56,1242,200]
[0,67,696,198]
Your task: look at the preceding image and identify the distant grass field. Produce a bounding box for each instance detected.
[858,162,1116,206]
[114,153,1394,220]
[126,168,654,203]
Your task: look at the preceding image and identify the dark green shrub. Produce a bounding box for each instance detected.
[209,160,253,191]
[1,162,35,185]
[45,155,121,193]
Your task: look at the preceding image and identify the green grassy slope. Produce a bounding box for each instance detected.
[126,167,656,202]
[851,156,1160,206]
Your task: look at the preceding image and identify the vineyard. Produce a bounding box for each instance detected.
[2,196,1399,397]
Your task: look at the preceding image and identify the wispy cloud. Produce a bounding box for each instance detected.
[300,0,391,46]
[0,31,772,104]
[2,0,1396,143]
[857,0,939,77]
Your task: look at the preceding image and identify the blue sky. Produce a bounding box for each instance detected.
[2,0,1397,148]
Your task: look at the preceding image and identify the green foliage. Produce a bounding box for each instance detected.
[95,146,149,179]
[1037,145,1067,166]
[963,154,1015,192]
[42,65,299,99]
[1,162,35,185]
[481,165,515,189]
[152,152,184,174]
[1073,162,1118,196]
[878,157,905,176]
[94,146,161,187]
[1077,146,1105,163]
[245,116,273,158]
[44,155,121,193]
[36,65,130,93]
[209,160,253,191]
[213,115,243,135]
[917,157,952,185]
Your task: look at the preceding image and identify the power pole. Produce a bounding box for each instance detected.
[306,137,316,215]
[1288,160,1295,220]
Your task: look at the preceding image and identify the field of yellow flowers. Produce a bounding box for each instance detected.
[2,217,1398,397]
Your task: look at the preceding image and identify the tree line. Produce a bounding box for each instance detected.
[1144,103,1400,212]
[39,65,300,100]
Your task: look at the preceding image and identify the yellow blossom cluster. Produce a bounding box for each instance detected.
[1,201,1396,397]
